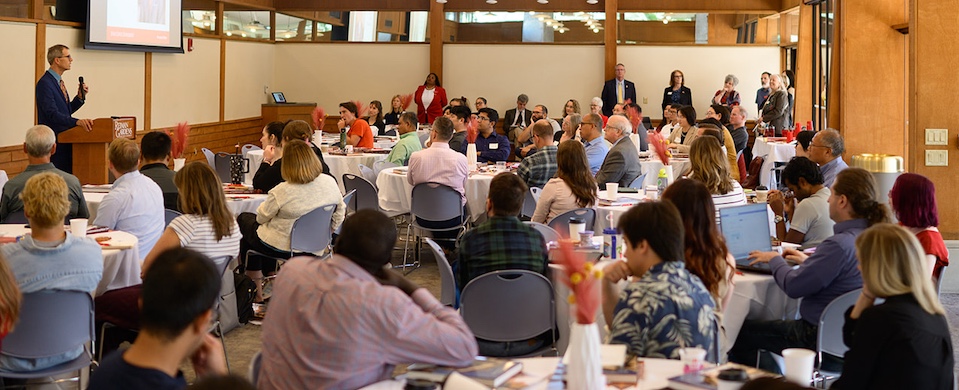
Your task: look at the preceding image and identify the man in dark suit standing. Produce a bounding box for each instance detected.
[595,115,642,190]
[601,63,636,117]
[503,94,533,147]
[36,44,93,174]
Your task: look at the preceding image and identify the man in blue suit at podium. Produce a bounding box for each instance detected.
[36,44,93,173]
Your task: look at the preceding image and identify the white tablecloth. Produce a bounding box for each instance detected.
[0,225,141,296]
[593,190,648,232]
[639,158,691,188]
[329,154,389,193]
[376,169,496,221]
[83,191,267,220]
[245,149,265,185]
[722,271,800,356]
[751,138,796,189]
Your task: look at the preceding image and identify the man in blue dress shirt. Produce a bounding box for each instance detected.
[36,44,93,173]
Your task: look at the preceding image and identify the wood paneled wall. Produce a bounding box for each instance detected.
[834,0,906,157]
[909,0,959,239]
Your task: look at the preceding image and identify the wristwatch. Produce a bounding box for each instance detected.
[774,215,785,224]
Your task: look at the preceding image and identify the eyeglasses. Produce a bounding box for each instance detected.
[808,144,830,150]
[477,116,489,122]
[59,55,72,59]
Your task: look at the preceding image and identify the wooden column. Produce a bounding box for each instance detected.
[793,4,813,128]
[429,1,444,81]
[604,0,618,80]
[909,0,959,238]
[835,0,906,159]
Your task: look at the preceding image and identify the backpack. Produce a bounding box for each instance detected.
[234,272,257,324]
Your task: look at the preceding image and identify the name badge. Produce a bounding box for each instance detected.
[667,91,673,95]
[489,143,499,150]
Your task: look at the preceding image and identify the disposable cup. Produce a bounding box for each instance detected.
[606,183,619,196]
[679,347,707,373]
[70,218,89,238]
[782,348,816,385]
[755,190,769,202]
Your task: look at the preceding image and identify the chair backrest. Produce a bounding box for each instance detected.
[1,290,94,358]
[3,210,28,224]
[164,209,182,227]
[201,148,215,167]
[384,129,398,137]
[241,144,261,158]
[342,189,357,213]
[290,203,338,254]
[423,238,456,307]
[411,182,464,223]
[530,186,542,202]
[373,160,399,175]
[460,270,555,342]
[520,188,538,219]
[547,208,596,238]
[628,172,647,189]
[524,221,560,244]
[936,265,947,298]
[357,164,378,187]
[342,174,379,212]
[817,288,862,364]
[213,153,236,183]
[418,132,430,148]
[249,351,263,386]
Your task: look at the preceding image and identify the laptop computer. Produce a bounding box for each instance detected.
[719,203,774,274]
[271,92,295,104]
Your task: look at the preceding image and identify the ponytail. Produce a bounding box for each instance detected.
[833,168,891,226]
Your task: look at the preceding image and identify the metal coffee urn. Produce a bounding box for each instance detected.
[850,154,904,219]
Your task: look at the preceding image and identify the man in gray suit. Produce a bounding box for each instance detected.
[595,115,642,190]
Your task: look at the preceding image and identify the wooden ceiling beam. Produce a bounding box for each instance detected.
[273,0,782,13]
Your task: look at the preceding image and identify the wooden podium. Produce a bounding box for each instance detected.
[59,117,137,185]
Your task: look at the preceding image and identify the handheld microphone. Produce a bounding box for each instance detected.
[78,76,85,99]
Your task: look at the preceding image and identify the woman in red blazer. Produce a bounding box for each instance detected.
[414,72,447,125]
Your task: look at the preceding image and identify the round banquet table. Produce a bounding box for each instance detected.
[638,158,691,188]
[592,190,648,232]
[83,191,267,220]
[721,271,800,357]
[0,224,141,296]
[328,154,389,193]
[751,138,796,189]
[376,168,496,221]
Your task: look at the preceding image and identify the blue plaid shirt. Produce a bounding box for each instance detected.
[517,145,558,189]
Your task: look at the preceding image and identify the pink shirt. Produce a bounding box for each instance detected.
[407,141,469,205]
[258,255,477,390]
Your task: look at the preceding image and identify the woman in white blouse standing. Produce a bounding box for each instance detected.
[532,140,597,224]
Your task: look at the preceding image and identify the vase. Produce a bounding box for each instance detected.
[664,165,675,185]
[466,143,478,171]
[566,322,605,390]
[173,158,186,171]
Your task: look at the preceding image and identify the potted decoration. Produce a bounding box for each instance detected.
[553,241,605,389]
[170,122,190,171]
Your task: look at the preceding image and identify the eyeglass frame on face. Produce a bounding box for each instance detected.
[807,143,830,151]
[477,115,490,122]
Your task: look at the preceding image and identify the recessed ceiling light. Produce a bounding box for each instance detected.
[587,0,598,4]
[487,0,497,4]
[538,0,549,3]
[436,0,447,3]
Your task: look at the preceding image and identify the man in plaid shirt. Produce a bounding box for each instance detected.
[454,173,550,356]
[517,120,559,189]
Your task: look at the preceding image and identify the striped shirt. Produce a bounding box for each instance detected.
[408,142,468,205]
[712,181,748,222]
[169,214,241,265]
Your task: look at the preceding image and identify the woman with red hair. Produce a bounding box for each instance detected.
[888,173,947,281]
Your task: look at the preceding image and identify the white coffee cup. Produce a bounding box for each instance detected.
[70,218,89,238]
[755,189,769,202]
[345,145,354,154]
[606,183,619,197]
[679,347,707,373]
[782,348,816,385]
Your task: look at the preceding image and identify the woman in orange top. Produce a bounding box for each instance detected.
[337,101,374,149]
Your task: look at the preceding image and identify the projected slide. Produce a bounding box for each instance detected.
[87,0,182,52]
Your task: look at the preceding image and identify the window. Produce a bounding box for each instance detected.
[222,10,271,40]
[444,11,605,43]
[183,10,216,36]
[275,13,312,41]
